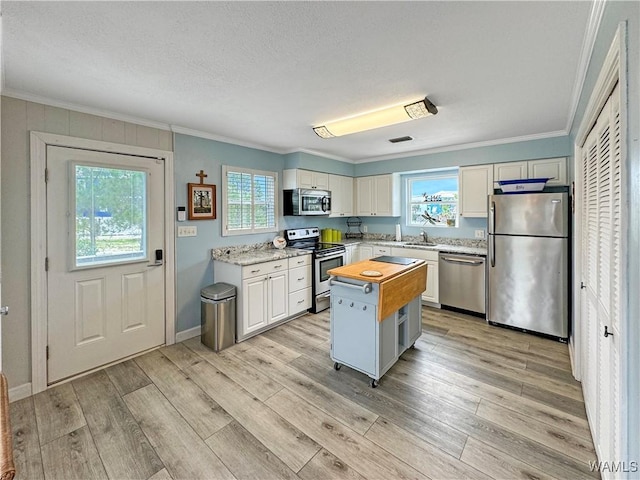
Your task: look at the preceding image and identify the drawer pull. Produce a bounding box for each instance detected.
[274,264,283,269]
[251,269,260,274]
[297,260,304,264]
[297,299,305,304]
[297,277,305,281]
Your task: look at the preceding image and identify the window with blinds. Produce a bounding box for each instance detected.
[222,165,278,236]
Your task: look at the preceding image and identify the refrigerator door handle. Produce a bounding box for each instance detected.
[489,200,496,234]
[489,234,495,268]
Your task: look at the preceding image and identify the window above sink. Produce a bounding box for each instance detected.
[407,171,459,228]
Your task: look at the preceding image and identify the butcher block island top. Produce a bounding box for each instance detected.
[328,258,427,321]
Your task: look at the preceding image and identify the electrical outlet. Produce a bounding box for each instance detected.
[475,229,485,239]
[362,225,368,233]
[177,226,197,237]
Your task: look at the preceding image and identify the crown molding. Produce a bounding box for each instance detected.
[353,129,569,164]
[565,0,607,133]
[2,89,173,131]
[2,89,292,155]
[281,147,354,163]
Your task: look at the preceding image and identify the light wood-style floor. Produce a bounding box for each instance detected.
[11,307,598,480]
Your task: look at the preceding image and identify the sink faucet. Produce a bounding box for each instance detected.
[420,230,429,243]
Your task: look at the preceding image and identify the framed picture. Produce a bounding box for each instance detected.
[188,183,216,220]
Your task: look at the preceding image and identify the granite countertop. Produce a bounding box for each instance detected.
[211,235,486,267]
[211,245,311,266]
[342,238,487,256]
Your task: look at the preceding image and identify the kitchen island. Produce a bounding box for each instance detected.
[328,257,427,387]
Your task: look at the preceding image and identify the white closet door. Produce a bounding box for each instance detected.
[580,83,622,473]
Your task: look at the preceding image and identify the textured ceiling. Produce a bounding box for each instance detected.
[2,1,594,162]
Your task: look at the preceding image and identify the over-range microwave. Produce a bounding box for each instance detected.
[283,188,331,216]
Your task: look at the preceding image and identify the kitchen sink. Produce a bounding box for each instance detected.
[403,242,438,247]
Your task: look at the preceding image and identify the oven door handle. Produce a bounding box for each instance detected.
[329,278,372,294]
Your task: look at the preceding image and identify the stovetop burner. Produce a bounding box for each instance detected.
[284,227,345,256]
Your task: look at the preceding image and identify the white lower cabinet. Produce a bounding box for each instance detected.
[268,271,289,323]
[392,247,439,304]
[355,244,373,262]
[423,261,439,303]
[344,244,357,264]
[288,256,311,315]
[241,275,269,334]
[371,245,391,257]
[241,269,288,336]
[214,255,311,341]
[355,244,390,261]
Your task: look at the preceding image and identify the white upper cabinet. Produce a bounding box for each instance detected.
[329,174,354,217]
[528,157,567,185]
[283,169,329,190]
[493,157,567,186]
[459,165,494,218]
[356,174,400,217]
[493,162,528,182]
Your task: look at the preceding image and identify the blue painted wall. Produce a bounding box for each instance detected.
[174,134,354,333]
[354,136,572,176]
[284,151,355,176]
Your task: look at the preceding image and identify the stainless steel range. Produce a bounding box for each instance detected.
[284,227,346,313]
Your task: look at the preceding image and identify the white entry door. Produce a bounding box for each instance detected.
[46,146,166,384]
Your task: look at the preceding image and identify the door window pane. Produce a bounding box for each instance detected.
[74,164,147,267]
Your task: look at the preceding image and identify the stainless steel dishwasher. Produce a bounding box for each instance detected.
[438,253,486,315]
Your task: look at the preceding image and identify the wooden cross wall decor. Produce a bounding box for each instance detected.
[188,170,216,220]
[196,170,208,184]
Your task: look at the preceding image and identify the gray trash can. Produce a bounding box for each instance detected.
[201,283,236,352]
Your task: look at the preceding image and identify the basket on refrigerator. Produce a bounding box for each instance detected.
[497,178,551,193]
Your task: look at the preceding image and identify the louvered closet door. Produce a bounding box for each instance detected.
[580,83,621,470]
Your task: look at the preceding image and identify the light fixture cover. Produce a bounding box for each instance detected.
[313,96,437,138]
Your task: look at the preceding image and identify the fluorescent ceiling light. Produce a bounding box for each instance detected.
[313,96,438,139]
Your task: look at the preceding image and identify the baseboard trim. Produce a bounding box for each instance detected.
[569,339,580,381]
[176,325,201,343]
[9,382,33,403]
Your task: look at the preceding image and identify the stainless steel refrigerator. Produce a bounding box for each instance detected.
[487,192,569,339]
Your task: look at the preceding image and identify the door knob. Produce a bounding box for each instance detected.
[0,306,8,316]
